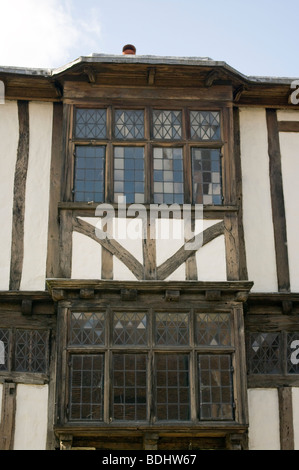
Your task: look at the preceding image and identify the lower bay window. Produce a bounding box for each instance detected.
[57,304,244,426]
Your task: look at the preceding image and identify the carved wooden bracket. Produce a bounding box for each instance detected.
[165,290,180,302]
[121,288,138,301]
[21,299,33,316]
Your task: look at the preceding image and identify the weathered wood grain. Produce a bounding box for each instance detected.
[266,109,290,292]
[9,101,30,290]
[73,217,144,280]
[156,221,224,280]
[46,102,63,278]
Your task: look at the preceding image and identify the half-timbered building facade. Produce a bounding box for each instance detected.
[0,46,299,450]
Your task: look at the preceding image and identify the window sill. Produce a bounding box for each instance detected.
[58,201,239,214]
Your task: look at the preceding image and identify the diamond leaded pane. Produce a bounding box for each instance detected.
[115,110,144,139]
[113,354,147,421]
[190,111,221,141]
[69,354,104,421]
[287,332,299,374]
[196,313,231,347]
[192,148,222,205]
[113,312,147,345]
[198,354,234,420]
[0,328,10,371]
[15,329,48,373]
[75,108,107,139]
[247,332,282,374]
[156,354,190,421]
[70,312,106,346]
[153,110,182,140]
[155,313,189,346]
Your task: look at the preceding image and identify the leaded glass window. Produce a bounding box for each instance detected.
[155,312,189,346]
[74,146,105,202]
[14,329,49,373]
[113,312,147,345]
[153,148,184,204]
[287,333,299,374]
[64,308,239,425]
[247,332,281,374]
[156,354,190,421]
[0,328,10,371]
[190,111,221,141]
[196,313,231,347]
[198,354,234,420]
[72,106,225,206]
[75,108,107,139]
[114,146,145,204]
[69,354,104,421]
[153,110,182,140]
[113,354,147,421]
[246,331,299,376]
[0,328,49,374]
[70,312,105,346]
[192,148,222,205]
[115,110,144,139]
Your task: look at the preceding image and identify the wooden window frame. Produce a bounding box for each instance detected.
[246,324,299,388]
[64,103,232,207]
[55,298,248,432]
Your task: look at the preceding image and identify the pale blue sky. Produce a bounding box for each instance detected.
[0,0,298,78]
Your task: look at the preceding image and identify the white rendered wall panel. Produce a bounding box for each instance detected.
[0,383,2,423]
[20,102,53,290]
[13,384,48,450]
[292,388,299,450]
[277,110,299,121]
[0,101,19,289]
[239,107,277,292]
[279,132,299,291]
[248,388,280,450]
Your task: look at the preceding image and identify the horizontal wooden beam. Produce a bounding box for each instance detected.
[278,121,299,132]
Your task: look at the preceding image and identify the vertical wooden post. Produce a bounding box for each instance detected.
[143,432,159,450]
[278,387,294,450]
[10,101,30,290]
[46,102,63,279]
[233,107,248,281]
[266,109,290,292]
[0,382,16,450]
[143,217,156,280]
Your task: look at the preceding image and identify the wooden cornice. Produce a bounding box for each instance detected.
[46,279,253,303]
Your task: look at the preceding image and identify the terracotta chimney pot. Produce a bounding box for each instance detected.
[122,44,136,55]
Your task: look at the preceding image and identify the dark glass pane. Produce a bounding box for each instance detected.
[196,313,231,347]
[15,330,48,373]
[287,332,299,374]
[190,111,221,141]
[192,148,222,205]
[155,354,190,421]
[74,146,105,202]
[113,312,147,345]
[115,110,144,139]
[247,332,282,374]
[155,313,189,346]
[70,312,106,346]
[114,147,144,203]
[113,354,147,421]
[153,148,184,204]
[198,354,234,420]
[75,108,107,139]
[69,354,104,421]
[153,110,182,140]
[0,329,10,371]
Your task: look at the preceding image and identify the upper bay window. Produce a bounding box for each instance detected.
[72,107,223,205]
